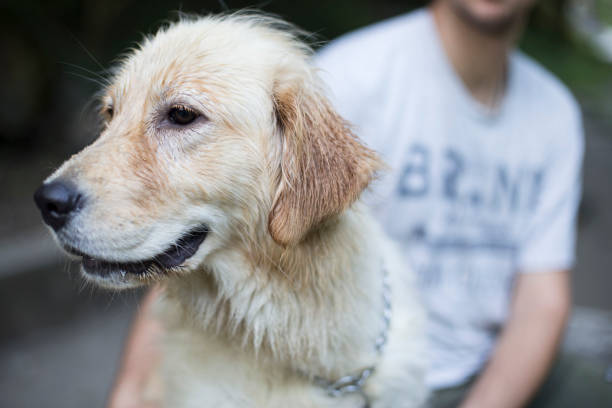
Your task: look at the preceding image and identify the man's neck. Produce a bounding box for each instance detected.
[430,3,523,108]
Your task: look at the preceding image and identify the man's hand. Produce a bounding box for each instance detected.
[107,286,164,408]
[460,270,571,408]
[108,388,160,408]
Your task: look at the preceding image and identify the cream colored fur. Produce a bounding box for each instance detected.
[159,204,427,407]
[42,13,427,407]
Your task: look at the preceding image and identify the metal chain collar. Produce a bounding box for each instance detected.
[313,264,392,405]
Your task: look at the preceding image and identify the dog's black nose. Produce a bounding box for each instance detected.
[34,181,83,231]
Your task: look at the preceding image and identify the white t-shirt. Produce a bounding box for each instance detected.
[315,9,584,389]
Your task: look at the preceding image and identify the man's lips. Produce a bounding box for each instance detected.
[69,226,209,277]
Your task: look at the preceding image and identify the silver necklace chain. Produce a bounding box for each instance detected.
[314,263,392,406]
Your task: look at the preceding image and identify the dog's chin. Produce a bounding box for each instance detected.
[69,225,209,289]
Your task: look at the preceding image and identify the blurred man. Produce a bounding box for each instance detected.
[315,0,596,407]
[110,2,612,407]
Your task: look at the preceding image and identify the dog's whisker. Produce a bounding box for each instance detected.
[104,289,118,311]
[65,71,109,88]
[61,258,70,275]
[217,0,229,12]
[59,62,110,83]
[76,98,106,132]
[66,30,107,73]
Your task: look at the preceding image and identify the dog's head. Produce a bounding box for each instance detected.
[34,14,381,289]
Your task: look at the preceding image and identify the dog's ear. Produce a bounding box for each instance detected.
[268,71,382,247]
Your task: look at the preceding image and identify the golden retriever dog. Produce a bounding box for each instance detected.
[34,13,427,407]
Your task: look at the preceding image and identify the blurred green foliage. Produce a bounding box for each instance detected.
[595,0,612,25]
[521,29,611,100]
[523,0,612,114]
[0,0,610,149]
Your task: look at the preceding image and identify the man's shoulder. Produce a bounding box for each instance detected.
[319,9,425,57]
[512,52,584,155]
[315,9,429,115]
[316,9,428,75]
[513,52,581,120]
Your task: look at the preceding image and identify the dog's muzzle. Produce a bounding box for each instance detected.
[34,180,210,279]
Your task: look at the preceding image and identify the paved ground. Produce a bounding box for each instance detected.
[0,269,609,408]
[0,105,610,408]
[573,112,612,311]
[0,298,136,408]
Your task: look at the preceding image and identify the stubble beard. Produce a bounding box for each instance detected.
[449,0,523,37]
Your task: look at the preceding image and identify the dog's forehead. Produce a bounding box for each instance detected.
[109,18,293,105]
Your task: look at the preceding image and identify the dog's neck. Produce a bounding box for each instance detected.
[163,204,387,378]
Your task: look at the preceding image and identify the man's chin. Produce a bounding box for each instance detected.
[450,0,525,36]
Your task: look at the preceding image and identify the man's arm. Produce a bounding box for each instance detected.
[460,270,571,408]
[108,286,164,408]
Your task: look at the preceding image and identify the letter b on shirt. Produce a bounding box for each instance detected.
[398,144,429,197]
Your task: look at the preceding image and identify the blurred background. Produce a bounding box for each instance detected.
[0,0,611,407]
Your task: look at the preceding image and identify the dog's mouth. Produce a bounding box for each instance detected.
[67,225,209,277]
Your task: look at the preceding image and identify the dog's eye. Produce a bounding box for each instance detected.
[168,106,198,125]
